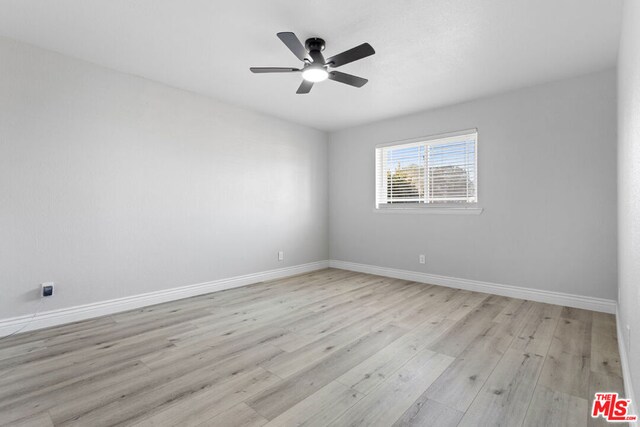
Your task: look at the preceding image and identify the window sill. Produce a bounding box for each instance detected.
[373,207,484,215]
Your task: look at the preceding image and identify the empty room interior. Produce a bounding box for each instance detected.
[1,0,639,426]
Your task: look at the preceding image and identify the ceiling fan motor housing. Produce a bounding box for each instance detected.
[305,38,326,52]
[305,38,326,65]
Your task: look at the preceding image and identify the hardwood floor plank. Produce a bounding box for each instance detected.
[523,385,588,427]
[551,317,592,358]
[393,398,463,427]
[425,323,515,411]
[493,297,528,323]
[0,322,187,394]
[538,310,593,399]
[48,344,282,425]
[424,299,534,412]
[0,269,624,426]
[442,290,488,322]
[0,360,151,425]
[458,348,546,426]
[140,326,287,370]
[328,348,453,426]
[561,307,594,324]
[3,412,54,427]
[589,371,625,399]
[130,368,280,427]
[246,324,406,420]
[538,350,591,399]
[591,312,622,377]
[55,363,279,426]
[264,381,364,427]
[0,316,117,350]
[261,314,388,379]
[426,298,510,357]
[510,303,562,355]
[337,317,455,394]
[0,358,150,414]
[197,403,268,427]
[0,340,46,362]
[0,309,210,372]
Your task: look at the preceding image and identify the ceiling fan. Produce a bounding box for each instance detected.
[250,32,375,94]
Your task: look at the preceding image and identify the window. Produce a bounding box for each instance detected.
[375,129,478,210]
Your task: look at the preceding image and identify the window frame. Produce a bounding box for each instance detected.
[374,129,482,214]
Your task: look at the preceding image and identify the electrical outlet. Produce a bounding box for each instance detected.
[278,251,284,261]
[419,254,426,264]
[41,282,54,297]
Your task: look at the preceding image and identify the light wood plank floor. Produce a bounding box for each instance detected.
[0,269,625,426]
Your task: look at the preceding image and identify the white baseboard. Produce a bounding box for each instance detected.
[617,306,638,423]
[1,259,617,338]
[329,260,616,314]
[0,261,329,338]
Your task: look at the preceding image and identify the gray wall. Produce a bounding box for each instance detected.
[0,37,329,319]
[617,0,640,403]
[0,34,620,324]
[329,69,617,299]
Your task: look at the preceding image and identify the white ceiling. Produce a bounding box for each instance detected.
[0,0,622,131]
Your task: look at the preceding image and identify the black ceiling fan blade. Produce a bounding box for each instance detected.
[277,32,309,62]
[328,71,368,88]
[296,80,314,94]
[325,43,375,68]
[250,67,300,73]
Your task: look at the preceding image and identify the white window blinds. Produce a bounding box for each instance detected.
[375,130,478,208]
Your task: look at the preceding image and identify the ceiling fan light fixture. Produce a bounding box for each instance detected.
[250,32,375,93]
[302,67,329,82]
